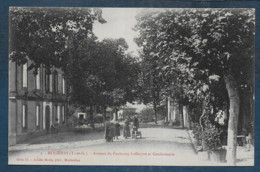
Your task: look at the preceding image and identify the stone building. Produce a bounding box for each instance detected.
[9,60,67,146]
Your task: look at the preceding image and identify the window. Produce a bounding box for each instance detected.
[36,105,40,127]
[62,106,65,122]
[22,105,27,129]
[79,114,84,120]
[35,68,40,90]
[54,73,58,93]
[57,105,60,124]
[49,73,53,92]
[77,113,86,119]
[22,63,28,88]
[45,71,50,92]
[62,77,65,94]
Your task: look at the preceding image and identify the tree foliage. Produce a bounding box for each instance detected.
[9,7,140,126]
[9,7,105,73]
[135,8,254,164]
[135,8,254,105]
[66,37,140,124]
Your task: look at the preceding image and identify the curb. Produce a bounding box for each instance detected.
[9,139,105,152]
[186,129,198,154]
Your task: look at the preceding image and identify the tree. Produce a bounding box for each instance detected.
[96,39,140,120]
[9,8,140,126]
[9,7,105,73]
[137,59,163,124]
[66,37,140,124]
[139,108,154,122]
[9,7,107,128]
[134,21,166,123]
[135,9,254,165]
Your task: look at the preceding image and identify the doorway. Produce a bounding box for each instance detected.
[45,106,50,134]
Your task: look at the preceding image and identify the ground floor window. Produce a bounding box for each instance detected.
[35,68,40,90]
[57,105,60,124]
[62,106,65,123]
[22,63,28,88]
[36,105,40,127]
[62,77,65,94]
[22,104,27,130]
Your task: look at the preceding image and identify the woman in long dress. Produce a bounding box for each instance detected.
[123,117,131,139]
[105,116,112,142]
[115,121,121,140]
[108,123,116,142]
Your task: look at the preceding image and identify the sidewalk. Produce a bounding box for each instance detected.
[9,138,105,152]
[140,122,185,129]
[187,130,254,166]
[9,129,106,152]
[236,145,254,165]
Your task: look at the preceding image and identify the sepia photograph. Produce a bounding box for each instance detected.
[8,7,255,166]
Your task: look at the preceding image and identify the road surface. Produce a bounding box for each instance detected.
[8,127,226,166]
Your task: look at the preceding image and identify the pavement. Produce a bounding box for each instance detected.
[187,130,254,166]
[8,127,254,166]
[9,127,192,152]
[236,145,254,166]
[9,127,199,166]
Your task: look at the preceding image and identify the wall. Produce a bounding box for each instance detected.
[8,61,67,145]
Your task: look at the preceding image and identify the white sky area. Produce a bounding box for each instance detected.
[125,102,149,113]
[93,8,142,56]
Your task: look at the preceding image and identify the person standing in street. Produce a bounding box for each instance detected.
[115,121,121,140]
[133,115,139,132]
[51,118,59,134]
[109,122,116,141]
[123,116,131,139]
[105,116,112,142]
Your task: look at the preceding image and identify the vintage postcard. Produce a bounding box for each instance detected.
[8,7,255,166]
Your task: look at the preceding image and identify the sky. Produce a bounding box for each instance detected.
[93,8,142,56]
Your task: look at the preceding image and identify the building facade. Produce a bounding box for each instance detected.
[9,60,67,146]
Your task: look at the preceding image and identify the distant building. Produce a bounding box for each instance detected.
[104,107,113,120]
[167,97,189,128]
[120,106,137,118]
[9,61,67,146]
[167,97,180,123]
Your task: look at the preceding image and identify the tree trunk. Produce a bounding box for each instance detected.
[153,100,157,124]
[183,105,189,128]
[224,73,240,165]
[89,106,95,129]
[115,106,118,121]
[199,103,207,151]
[179,104,184,128]
[251,87,255,143]
[102,106,107,122]
[166,97,170,123]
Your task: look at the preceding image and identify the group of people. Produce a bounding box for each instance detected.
[104,115,139,142]
[104,116,121,142]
